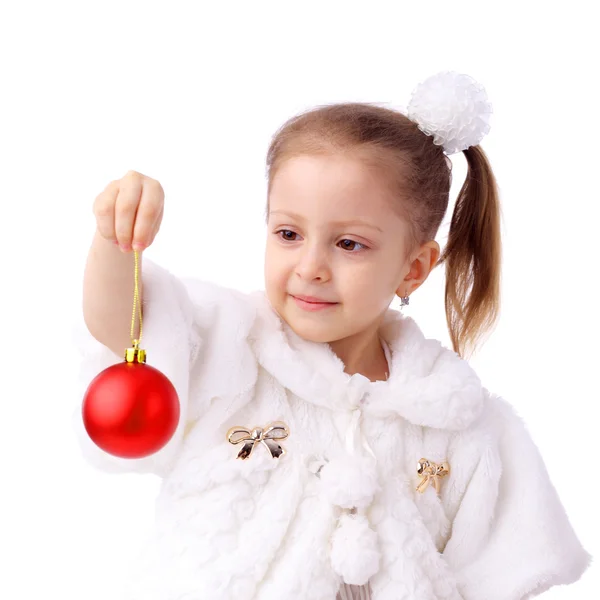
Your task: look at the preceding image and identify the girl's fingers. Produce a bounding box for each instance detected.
[93,171,165,252]
[132,179,164,250]
[145,203,164,249]
[114,174,144,250]
[92,180,118,242]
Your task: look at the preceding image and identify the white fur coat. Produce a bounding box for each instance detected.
[72,259,592,600]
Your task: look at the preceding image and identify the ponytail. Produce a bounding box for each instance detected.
[438,145,502,359]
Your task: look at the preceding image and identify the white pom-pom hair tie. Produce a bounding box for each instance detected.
[406,71,493,155]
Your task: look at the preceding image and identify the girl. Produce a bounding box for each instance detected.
[73,72,591,600]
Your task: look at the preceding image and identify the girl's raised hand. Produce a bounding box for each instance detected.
[93,169,165,253]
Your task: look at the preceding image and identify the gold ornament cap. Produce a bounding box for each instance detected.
[125,340,146,363]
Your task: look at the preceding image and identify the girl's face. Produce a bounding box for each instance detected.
[264,154,414,344]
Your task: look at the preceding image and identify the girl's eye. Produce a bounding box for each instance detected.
[338,239,366,252]
[275,230,366,252]
[277,230,298,241]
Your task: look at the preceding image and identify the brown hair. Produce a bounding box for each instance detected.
[264,102,502,360]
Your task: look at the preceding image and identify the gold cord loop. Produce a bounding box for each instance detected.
[130,250,143,346]
[124,250,146,363]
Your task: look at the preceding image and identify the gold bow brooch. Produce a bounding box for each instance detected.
[416,457,450,494]
[227,421,290,460]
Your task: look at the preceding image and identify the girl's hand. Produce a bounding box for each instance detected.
[93,169,165,252]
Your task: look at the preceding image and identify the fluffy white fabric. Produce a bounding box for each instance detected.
[330,513,381,586]
[319,453,380,509]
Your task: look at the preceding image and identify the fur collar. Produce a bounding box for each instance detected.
[249,293,485,431]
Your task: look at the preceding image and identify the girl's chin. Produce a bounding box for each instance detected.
[281,315,346,344]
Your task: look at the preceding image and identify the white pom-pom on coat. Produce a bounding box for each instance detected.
[330,512,381,585]
[319,453,380,509]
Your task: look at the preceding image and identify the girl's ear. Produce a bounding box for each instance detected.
[396,240,441,297]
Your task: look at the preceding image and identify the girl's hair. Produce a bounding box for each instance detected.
[264,102,502,360]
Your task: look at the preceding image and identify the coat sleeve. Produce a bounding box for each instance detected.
[71,257,258,479]
[442,391,592,600]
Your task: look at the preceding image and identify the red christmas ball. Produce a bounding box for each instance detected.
[82,359,180,459]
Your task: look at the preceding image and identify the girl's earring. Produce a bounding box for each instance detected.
[400,292,410,309]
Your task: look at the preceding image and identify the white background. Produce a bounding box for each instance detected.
[1,1,598,598]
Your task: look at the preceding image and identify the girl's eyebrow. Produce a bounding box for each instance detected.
[268,210,383,233]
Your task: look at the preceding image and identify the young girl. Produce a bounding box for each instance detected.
[73,71,591,600]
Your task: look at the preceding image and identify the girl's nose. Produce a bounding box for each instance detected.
[295,246,331,281]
